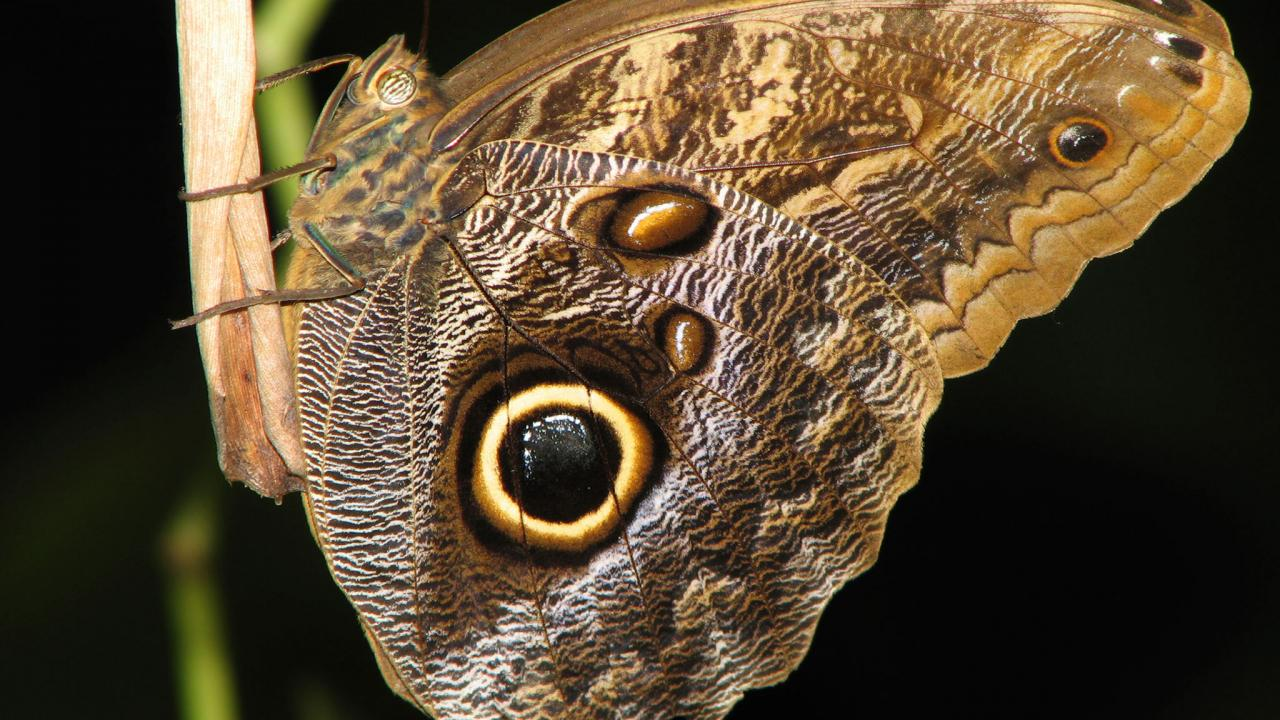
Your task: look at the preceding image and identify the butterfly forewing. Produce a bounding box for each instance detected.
[434,0,1249,375]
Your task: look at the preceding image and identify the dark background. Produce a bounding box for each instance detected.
[3,0,1275,717]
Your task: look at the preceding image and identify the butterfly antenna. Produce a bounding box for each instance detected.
[417,0,431,58]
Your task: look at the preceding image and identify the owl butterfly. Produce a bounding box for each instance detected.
[241,0,1250,718]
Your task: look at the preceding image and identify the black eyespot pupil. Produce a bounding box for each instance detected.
[1056,123,1109,164]
[501,411,618,522]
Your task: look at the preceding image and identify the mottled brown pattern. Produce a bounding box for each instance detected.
[437,0,1249,375]
[278,1,1248,718]
[296,139,939,718]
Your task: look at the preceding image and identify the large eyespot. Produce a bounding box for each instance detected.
[376,67,417,106]
[472,383,654,553]
[1049,118,1113,168]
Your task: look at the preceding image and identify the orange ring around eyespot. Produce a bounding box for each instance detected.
[1048,117,1113,169]
[473,383,653,553]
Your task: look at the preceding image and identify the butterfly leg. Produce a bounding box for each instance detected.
[178,155,335,202]
[171,224,365,329]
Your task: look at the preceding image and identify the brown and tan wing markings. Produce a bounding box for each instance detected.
[444,215,695,716]
[450,12,1029,363]
[433,266,602,718]
[469,181,936,443]
[814,22,1157,236]
[287,3,1248,718]
[500,197,934,417]
[474,198,898,516]
[412,267,567,718]
[437,0,1249,376]
[299,241,611,717]
[474,201,820,710]
[449,242,879,712]
[466,140,942,388]
[802,14,1221,195]
[422,139,937,715]
[296,255,435,699]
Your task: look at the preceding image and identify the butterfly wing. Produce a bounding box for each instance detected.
[433,0,1250,375]
[287,0,1249,717]
[295,140,941,718]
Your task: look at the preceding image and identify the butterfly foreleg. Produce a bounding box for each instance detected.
[171,223,366,329]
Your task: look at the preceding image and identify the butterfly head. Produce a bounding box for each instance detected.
[305,35,444,155]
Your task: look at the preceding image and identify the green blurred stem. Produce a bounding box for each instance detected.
[163,485,238,720]
[162,5,333,718]
[163,4,333,719]
[255,0,334,220]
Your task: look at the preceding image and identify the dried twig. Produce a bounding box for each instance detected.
[176,0,306,499]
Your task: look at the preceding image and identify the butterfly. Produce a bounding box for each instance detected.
[180,1,1249,718]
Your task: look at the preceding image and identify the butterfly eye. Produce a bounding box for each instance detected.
[1049,118,1113,168]
[610,190,711,252]
[472,384,654,553]
[376,67,417,106]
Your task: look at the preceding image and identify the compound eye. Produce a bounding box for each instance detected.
[376,67,417,106]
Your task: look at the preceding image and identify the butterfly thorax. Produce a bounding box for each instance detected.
[288,36,452,280]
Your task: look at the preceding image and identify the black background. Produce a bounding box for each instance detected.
[2,1,1275,717]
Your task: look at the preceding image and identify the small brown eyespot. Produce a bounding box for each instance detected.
[610,190,710,252]
[656,309,713,374]
[376,67,417,106]
[1049,118,1113,168]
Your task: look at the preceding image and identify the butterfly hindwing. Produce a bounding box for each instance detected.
[295,140,941,718]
